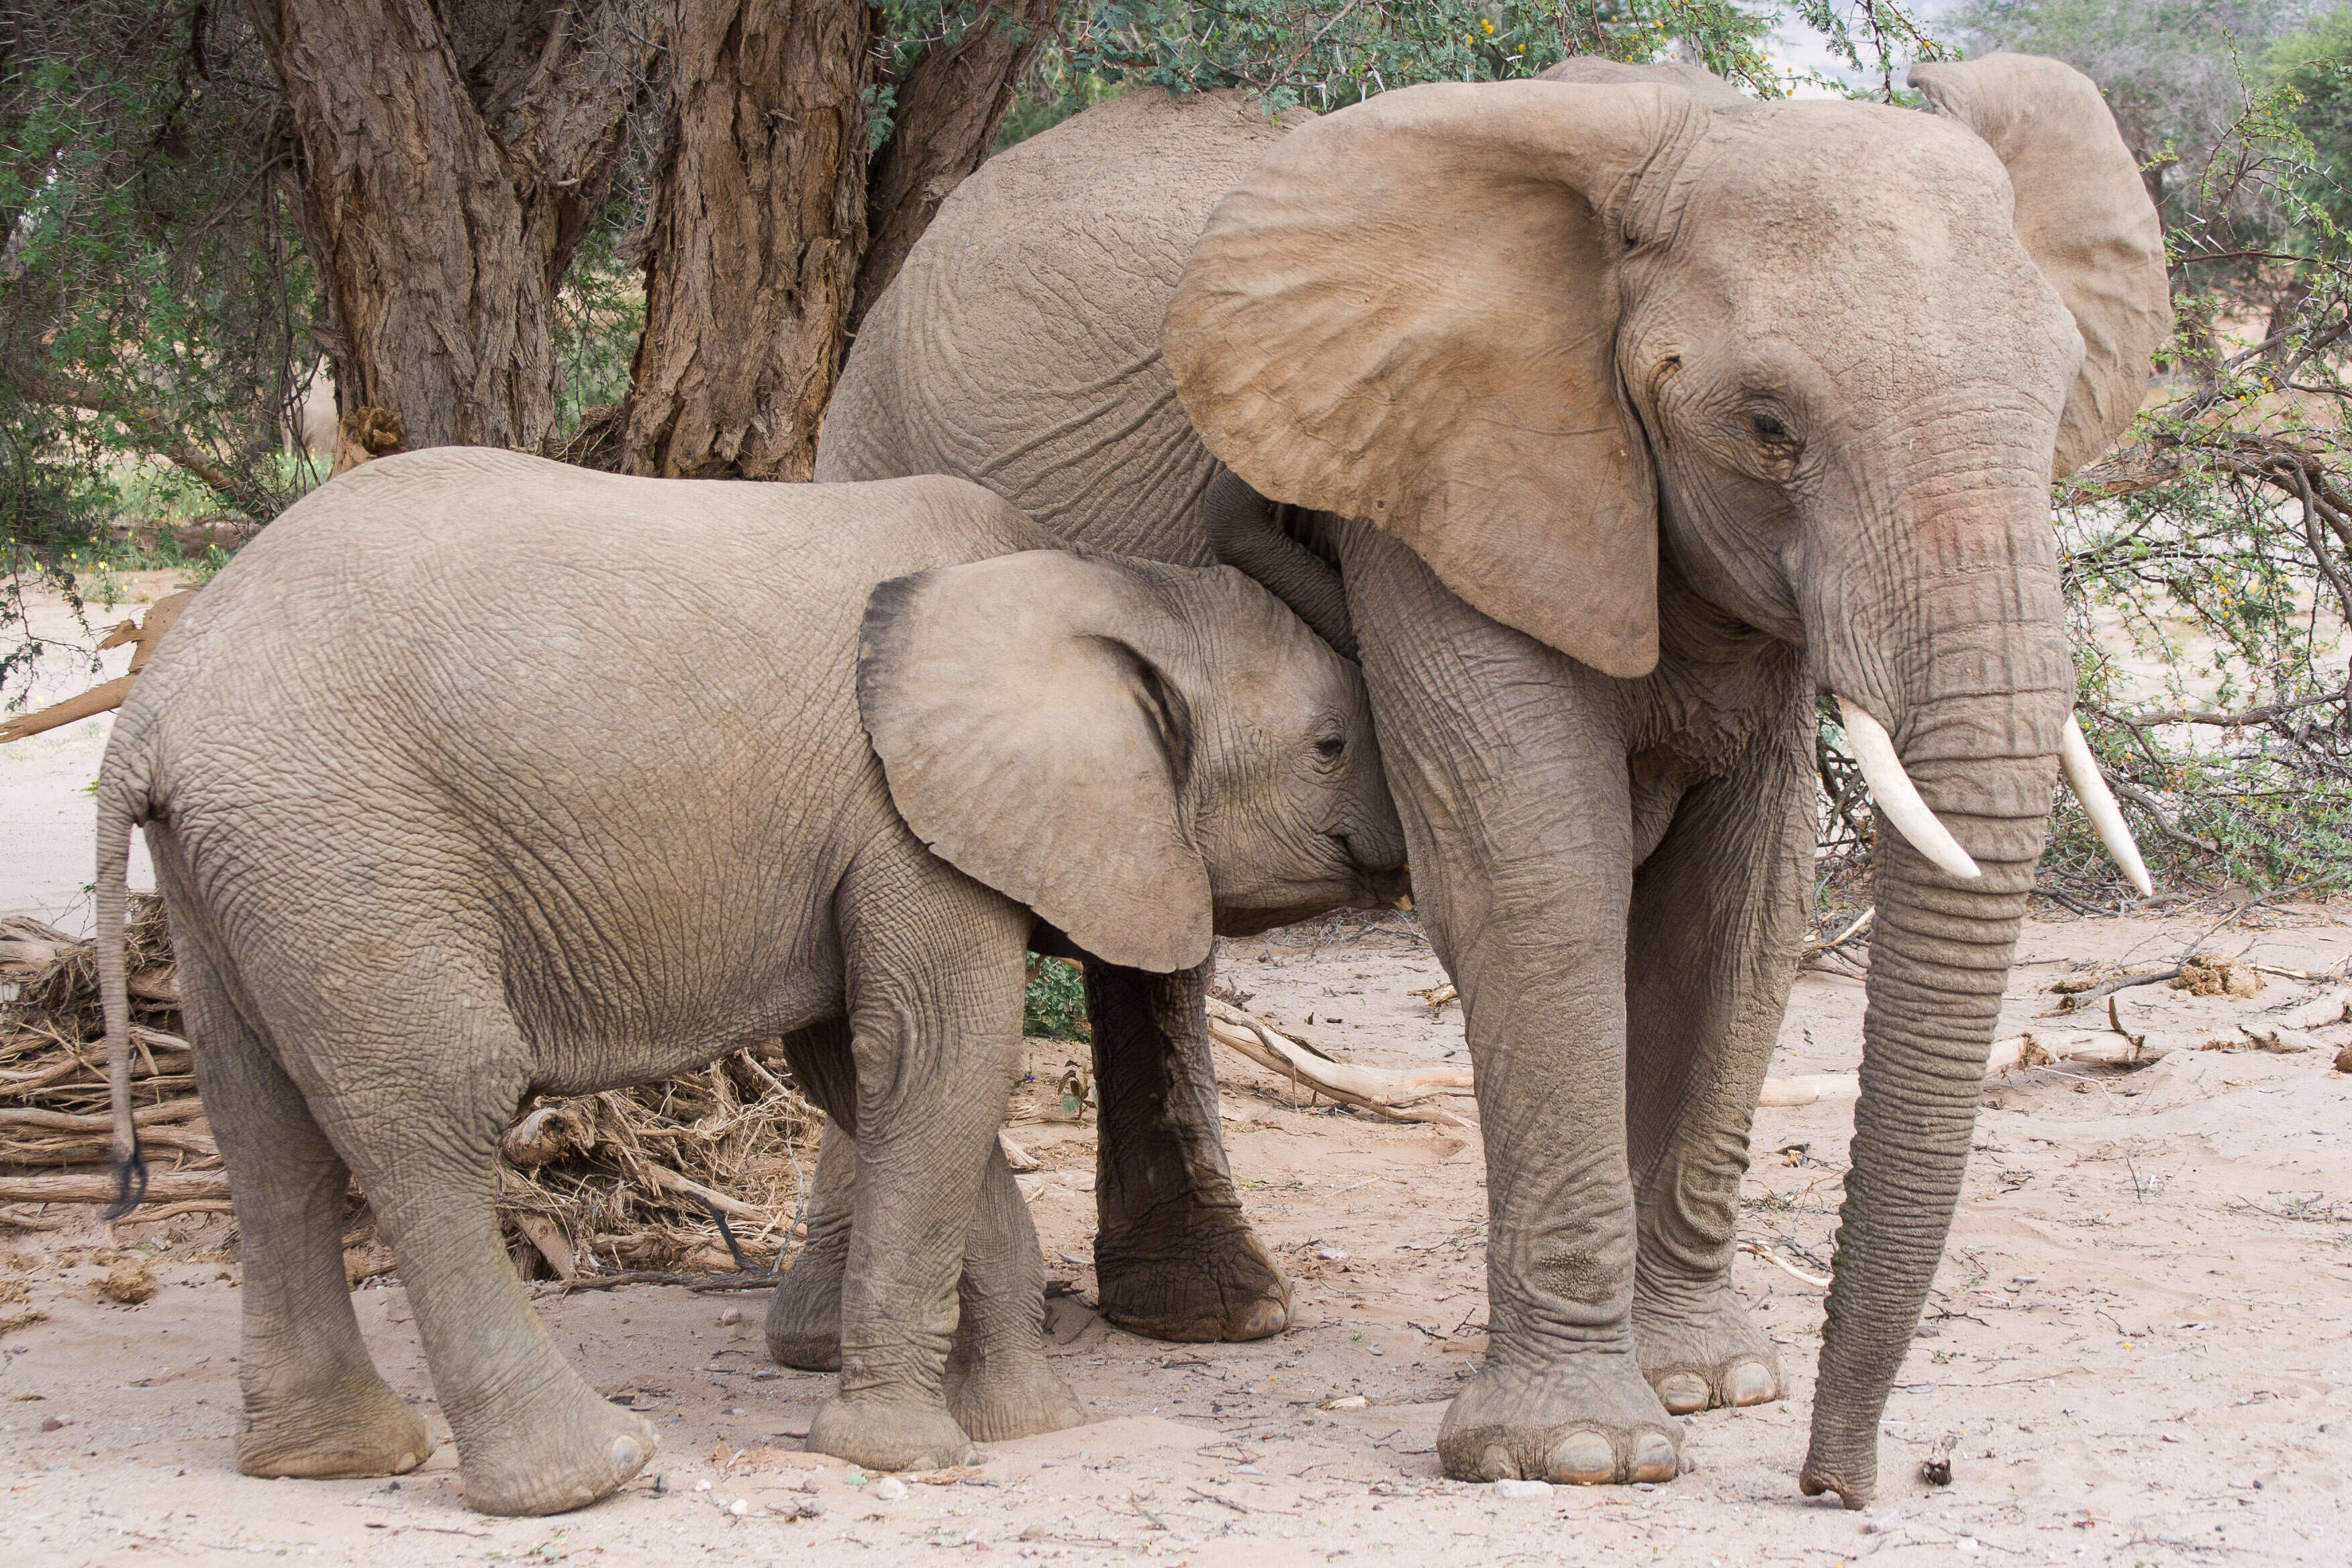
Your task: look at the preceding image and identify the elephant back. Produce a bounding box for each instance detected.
[818,89,1304,565]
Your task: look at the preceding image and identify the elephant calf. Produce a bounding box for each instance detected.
[92,448,1405,1516]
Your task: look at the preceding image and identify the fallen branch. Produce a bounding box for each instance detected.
[1756,1028,2179,1109]
[1204,1000,1471,1126]
[1739,1240,1830,1288]
[0,1171,230,1204]
[1803,906,1875,961]
[638,1160,773,1225]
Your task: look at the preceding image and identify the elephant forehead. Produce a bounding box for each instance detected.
[1676,104,2018,275]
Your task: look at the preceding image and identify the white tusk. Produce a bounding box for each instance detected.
[2059,714,2154,897]
[1836,697,1983,881]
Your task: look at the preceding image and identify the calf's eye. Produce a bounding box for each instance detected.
[1751,411,1792,442]
[1314,735,1346,761]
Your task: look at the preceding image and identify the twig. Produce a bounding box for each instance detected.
[1739,1240,1830,1289]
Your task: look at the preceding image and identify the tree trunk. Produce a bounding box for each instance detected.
[854,0,1059,330]
[244,1,648,452]
[624,1,1057,481]
[621,0,874,481]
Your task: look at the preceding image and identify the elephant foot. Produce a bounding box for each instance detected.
[452,1382,656,1517]
[1633,1283,1785,1415]
[1093,1202,1292,1342]
[1437,1352,1681,1486]
[946,1355,1088,1442]
[765,1242,846,1372]
[237,1371,434,1481]
[807,1395,977,1473]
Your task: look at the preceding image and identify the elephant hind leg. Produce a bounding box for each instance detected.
[177,944,431,1481]
[1086,960,1292,1344]
[765,1102,852,1373]
[315,993,654,1516]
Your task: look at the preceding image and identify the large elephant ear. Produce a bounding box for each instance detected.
[859,551,1213,974]
[1164,81,1710,680]
[1910,53,2172,477]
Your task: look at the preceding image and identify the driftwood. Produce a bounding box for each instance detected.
[1755,1026,2183,1108]
[0,591,197,745]
[1204,1000,1472,1126]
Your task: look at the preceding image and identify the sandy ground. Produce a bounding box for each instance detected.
[4,575,2351,1565]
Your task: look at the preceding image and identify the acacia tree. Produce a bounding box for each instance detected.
[621,1,1059,481]
[244,0,653,451]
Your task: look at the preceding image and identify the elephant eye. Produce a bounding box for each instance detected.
[1314,734,1346,762]
[1751,411,1794,443]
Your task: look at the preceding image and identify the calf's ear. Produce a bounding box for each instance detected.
[858,551,1214,974]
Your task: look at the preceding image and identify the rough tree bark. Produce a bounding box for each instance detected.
[854,0,1060,329]
[244,1,649,451]
[624,1,1056,481]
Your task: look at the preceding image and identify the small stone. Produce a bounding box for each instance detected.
[650,1474,669,1496]
[2335,1044,2352,1074]
[728,1498,748,1516]
[1315,1246,1348,1261]
[1235,1464,1261,1475]
[98,1258,156,1305]
[719,1308,743,1326]
[1920,1455,1953,1487]
[39,1415,63,1432]
[1865,1509,1903,1534]
[693,1477,713,1492]
[1957,1536,1979,1555]
[1321,1395,1368,1410]
[874,1476,908,1502]
[1493,1478,1552,1500]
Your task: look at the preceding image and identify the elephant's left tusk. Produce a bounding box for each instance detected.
[2059,715,2154,897]
[1835,697,1982,881]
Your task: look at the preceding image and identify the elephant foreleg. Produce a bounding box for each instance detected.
[1338,523,1677,1487]
[1624,726,1812,1414]
[1085,959,1293,1342]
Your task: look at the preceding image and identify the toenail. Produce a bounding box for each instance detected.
[1630,1433,1677,1483]
[1658,1373,1708,1414]
[1549,1431,1614,1485]
[1731,1362,1777,1404]
[1478,1443,1516,1481]
[609,1435,644,1471]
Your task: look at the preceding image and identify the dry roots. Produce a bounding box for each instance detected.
[0,895,819,1277]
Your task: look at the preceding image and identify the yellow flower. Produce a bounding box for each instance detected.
[1481,17,1496,32]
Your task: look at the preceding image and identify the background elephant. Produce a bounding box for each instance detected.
[93,448,1406,1512]
[814,54,2168,1505]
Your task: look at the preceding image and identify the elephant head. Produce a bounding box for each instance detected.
[1163,54,2167,1504]
[857,550,1408,973]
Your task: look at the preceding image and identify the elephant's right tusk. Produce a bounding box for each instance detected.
[2059,715,2155,897]
[1835,697,1983,882]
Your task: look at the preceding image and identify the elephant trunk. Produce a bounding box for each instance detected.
[1800,492,2073,1508]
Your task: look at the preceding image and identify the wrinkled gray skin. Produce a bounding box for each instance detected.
[93,449,1404,1515]
[812,56,2169,1504]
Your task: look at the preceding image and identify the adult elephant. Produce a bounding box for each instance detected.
[815,54,2166,1506]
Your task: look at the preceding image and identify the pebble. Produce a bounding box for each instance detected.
[1315,1246,1349,1261]
[728,1498,749,1516]
[39,1416,64,1432]
[1493,1479,1552,1499]
[718,1308,743,1326]
[693,1477,714,1492]
[874,1476,909,1502]
[1864,1509,1902,1534]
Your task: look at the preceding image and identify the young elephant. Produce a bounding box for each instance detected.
[93,448,1405,1516]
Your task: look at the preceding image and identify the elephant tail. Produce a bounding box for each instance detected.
[96,761,147,1220]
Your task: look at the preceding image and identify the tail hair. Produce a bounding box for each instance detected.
[95,779,148,1220]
